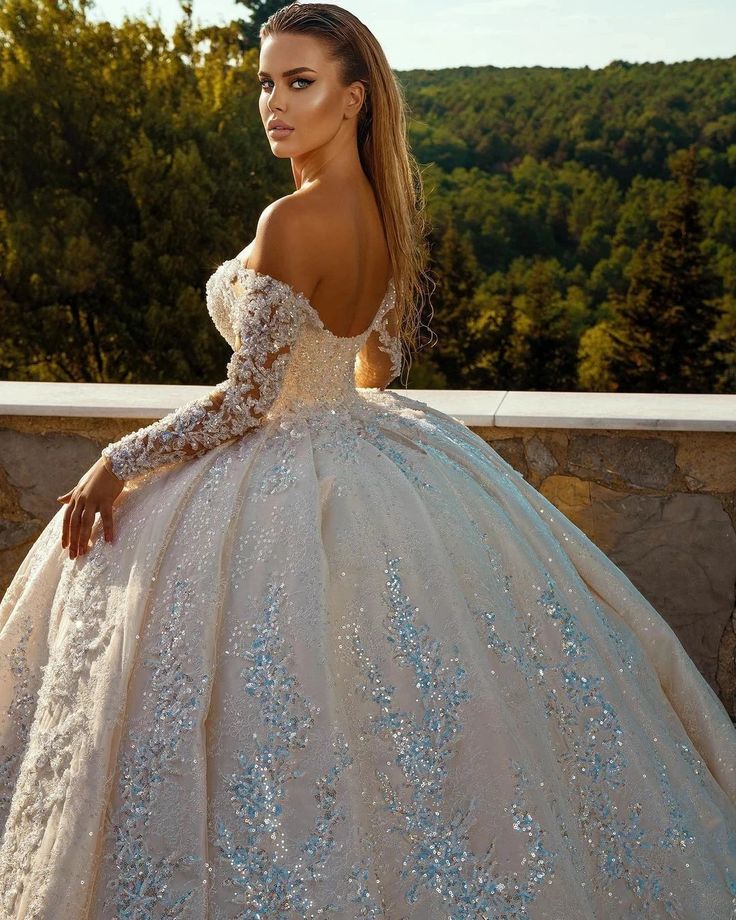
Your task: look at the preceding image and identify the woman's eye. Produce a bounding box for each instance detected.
[259,78,313,90]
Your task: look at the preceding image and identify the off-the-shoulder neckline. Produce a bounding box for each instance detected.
[219,258,395,342]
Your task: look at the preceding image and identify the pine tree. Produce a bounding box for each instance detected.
[607,145,723,392]
[507,259,578,390]
[235,0,285,50]
[466,288,517,390]
[425,224,484,386]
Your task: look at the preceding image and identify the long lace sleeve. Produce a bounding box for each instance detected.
[101,268,307,483]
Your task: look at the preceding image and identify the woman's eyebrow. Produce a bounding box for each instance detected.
[257,66,318,78]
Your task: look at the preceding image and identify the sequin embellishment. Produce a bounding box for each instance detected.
[348,553,557,915]
[102,571,206,915]
[0,613,35,832]
[102,269,310,482]
[102,259,403,484]
[474,567,700,917]
[212,581,370,916]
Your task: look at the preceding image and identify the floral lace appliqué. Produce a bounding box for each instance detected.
[102,270,309,483]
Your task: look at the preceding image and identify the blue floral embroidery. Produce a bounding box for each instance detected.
[348,553,557,917]
[103,570,205,916]
[213,581,379,916]
[473,568,697,916]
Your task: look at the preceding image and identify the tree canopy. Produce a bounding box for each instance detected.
[2,0,734,393]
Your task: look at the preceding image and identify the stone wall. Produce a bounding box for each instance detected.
[1,413,735,719]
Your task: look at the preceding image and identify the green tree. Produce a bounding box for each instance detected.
[577,320,617,390]
[3,11,736,395]
[466,285,516,389]
[422,223,484,387]
[0,0,277,383]
[606,146,724,392]
[505,258,578,390]
[234,0,283,50]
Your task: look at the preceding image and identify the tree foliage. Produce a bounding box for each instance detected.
[233,0,283,51]
[1,0,734,393]
[603,146,724,391]
[1,0,284,383]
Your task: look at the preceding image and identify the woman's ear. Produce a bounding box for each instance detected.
[345,80,366,121]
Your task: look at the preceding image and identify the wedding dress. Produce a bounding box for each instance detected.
[1,253,735,920]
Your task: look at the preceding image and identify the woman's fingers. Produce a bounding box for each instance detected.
[76,505,96,556]
[100,503,115,544]
[61,497,74,549]
[59,459,123,558]
[68,497,86,558]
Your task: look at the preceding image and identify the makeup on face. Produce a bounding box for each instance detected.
[257,34,346,155]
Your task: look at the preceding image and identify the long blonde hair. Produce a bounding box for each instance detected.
[260,2,434,385]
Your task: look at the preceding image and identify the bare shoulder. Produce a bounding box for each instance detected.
[247,193,330,300]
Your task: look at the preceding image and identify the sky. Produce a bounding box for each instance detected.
[84,0,736,70]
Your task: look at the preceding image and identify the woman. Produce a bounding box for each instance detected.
[1,3,735,917]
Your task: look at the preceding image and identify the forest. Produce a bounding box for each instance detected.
[1,0,735,392]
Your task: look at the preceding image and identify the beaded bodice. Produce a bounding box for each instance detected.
[101,255,402,483]
[205,258,398,416]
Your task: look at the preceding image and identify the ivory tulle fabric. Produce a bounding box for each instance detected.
[1,256,736,919]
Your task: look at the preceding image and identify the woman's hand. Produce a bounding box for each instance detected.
[57,456,126,559]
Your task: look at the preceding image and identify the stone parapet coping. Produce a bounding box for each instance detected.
[0,381,735,432]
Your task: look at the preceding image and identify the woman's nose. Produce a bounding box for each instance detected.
[268,88,285,109]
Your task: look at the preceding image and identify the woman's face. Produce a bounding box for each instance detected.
[258,32,364,159]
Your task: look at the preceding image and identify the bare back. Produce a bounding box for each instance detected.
[238,180,392,339]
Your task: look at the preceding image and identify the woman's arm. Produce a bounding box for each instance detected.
[102,203,312,483]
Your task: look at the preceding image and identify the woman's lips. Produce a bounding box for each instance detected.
[268,126,294,137]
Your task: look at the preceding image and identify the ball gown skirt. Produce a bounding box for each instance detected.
[0,259,735,919]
